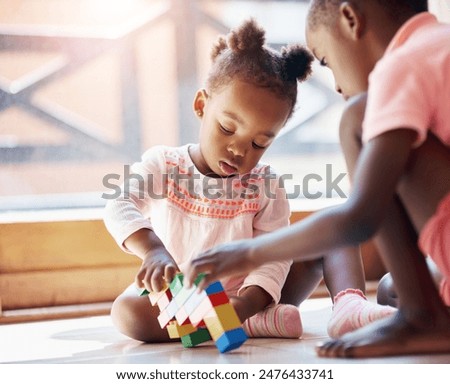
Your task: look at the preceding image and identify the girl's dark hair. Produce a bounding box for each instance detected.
[206,19,313,118]
[308,0,428,30]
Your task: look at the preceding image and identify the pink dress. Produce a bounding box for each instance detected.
[104,144,292,303]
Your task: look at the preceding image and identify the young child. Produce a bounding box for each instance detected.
[186,1,450,358]
[104,19,392,344]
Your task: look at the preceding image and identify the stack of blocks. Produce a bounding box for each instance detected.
[141,273,247,353]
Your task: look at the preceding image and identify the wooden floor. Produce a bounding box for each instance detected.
[1,296,449,365]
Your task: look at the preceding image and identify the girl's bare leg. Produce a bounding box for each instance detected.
[280,259,324,306]
[317,94,450,358]
[111,284,173,342]
[377,258,444,308]
[322,246,366,297]
[280,247,366,306]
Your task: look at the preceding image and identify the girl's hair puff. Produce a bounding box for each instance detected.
[206,19,313,118]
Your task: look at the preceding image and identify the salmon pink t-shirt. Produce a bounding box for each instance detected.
[363,12,450,305]
[363,13,450,147]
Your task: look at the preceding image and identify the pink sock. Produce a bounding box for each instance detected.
[243,304,303,339]
[327,288,397,338]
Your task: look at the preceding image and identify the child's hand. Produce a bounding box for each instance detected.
[135,248,178,292]
[185,239,261,289]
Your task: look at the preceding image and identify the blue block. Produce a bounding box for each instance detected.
[205,281,224,295]
[215,327,248,353]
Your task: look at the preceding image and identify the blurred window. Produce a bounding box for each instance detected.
[0,0,351,212]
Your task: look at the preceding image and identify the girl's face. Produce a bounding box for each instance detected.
[305,24,370,99]
[191,79,291,177]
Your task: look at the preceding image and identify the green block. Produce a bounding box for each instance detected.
[180,328,211,348]
[140,289,149,296]
[169,274,184,296]
[169,273,205,297]
[194,273,206,286]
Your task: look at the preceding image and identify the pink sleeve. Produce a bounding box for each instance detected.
[252,168,290,233]
[363,56,435,148]
[103,146,166,252]
[238,168,292,304]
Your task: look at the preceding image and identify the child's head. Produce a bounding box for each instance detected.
[192,19,313,177]
[308,0,428,31]
[306,0,428,98]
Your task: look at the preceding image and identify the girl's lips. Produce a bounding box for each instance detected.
[219,160,238,176]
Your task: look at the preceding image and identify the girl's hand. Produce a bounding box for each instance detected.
[185,239,261,289]
[135,248,178,292]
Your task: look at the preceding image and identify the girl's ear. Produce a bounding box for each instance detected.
[338,2,365,40]
[193,89,208,118]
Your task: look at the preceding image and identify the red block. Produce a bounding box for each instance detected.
[208,291,229,307]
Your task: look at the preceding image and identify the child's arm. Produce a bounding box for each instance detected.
[186,128,417,288]
[124,228,178,292]
[103,146,178,292]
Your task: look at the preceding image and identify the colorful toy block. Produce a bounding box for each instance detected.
[140,273,247,353]
[180,327,212,348]
[166,320,196,338]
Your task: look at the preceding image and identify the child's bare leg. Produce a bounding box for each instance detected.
[322,246,365,296]
[280,259,324,305]
[111,284,172,343]
[232,286,303,338]
[318,94,450,358]
[377,258,443,308]
[376,273,398,307]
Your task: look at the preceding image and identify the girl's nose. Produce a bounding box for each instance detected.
[227,141,245,157]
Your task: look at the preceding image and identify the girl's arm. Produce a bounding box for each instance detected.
[187,128,417,288]
[103,146,178,292]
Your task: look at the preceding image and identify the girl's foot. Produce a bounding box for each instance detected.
[243,304,302,338]
[318,310,450,358]
[327,289,396,338]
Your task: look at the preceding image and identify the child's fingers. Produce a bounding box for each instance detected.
[164,263,178,284]
[150,266,165,292]
[134,267,146,289]
[186,257,217,288]
[196,272,214,291]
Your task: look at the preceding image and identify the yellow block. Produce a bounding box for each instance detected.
[167,321,197,339]
[203,303,241,340]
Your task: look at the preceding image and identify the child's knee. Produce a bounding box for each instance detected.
[376,273,398,307]
[111,294,162,342]
[111,294,140,336]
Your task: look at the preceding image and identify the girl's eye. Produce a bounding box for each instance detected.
[252,142,266,150]
[320,57,328,67]
[219,124,233,134]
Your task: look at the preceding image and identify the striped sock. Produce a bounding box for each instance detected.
[327,288,397,338]
[243,304,303,339]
